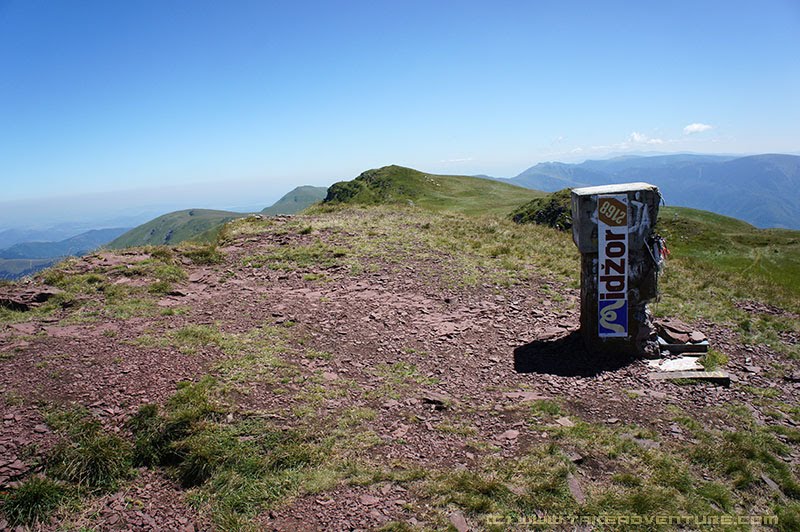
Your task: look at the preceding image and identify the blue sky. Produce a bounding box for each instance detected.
[1,0,799,208]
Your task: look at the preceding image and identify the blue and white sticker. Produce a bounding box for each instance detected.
[597,194,629,337]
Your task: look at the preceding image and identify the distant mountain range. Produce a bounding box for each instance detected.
[0,226,97,250]
[495,154,800,229]
[3,154,796,279]
[0,228,130,280]
[0,228,129,260]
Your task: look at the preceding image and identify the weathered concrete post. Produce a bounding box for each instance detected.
[571,183,661,357]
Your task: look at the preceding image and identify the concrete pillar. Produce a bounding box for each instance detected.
[571,183,661,357]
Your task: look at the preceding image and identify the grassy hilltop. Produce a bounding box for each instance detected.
[1,166,799,530]
[108,209,241,249]
[325,165,544,215]
[262,185,327,216]
[109,186,329,249]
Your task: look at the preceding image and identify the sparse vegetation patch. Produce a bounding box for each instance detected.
[0,408,132,527]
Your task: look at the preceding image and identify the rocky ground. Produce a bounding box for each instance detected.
[0,211,798,531]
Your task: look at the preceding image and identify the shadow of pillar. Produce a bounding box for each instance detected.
[513,330,637,377]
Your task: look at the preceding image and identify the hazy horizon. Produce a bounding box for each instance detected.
[0,178,293,231]
[3,148,799,233]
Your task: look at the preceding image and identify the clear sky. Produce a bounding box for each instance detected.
[1,0,799,205]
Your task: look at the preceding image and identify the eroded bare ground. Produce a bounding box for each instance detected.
[1,210,798,531]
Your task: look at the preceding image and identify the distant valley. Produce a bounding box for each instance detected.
[0,186,327,280]
[0,228,129,260]
[0,228,130,280]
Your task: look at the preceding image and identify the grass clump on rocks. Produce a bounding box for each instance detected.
[0,408,132,527]
[180,243,224,265]
[45,407,133,490]
[127,377,331,528]
[127,376,222,469]
[0,476,69,527]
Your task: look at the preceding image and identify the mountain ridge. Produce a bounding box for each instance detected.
[501,153,800,229]
[0,228,130,260]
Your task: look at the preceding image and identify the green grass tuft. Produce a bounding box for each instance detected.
[700,348,729,370]
[127,378,336,528]
[181,243,224,265]
[426,447,574,529]
[695,481,734,512]
[686,406,800,498]
[170,324,224,354]
[0,476,68,526]
[243,240,348,271]
[45,408,132,490]
[530,399,564,417]
[776,502,800,532]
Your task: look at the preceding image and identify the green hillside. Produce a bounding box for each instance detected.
[324,165,543,215]
[261,185,327,215]
[657,206,800,311]
[645,205,800,363]
[109,187,330,250]
[108,209,241,249]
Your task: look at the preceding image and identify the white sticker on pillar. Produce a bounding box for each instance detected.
[597,194,629,337]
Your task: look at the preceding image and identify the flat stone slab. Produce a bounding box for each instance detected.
[648,357,704,372]
[648,370,730,386]
[0,286,63,311]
